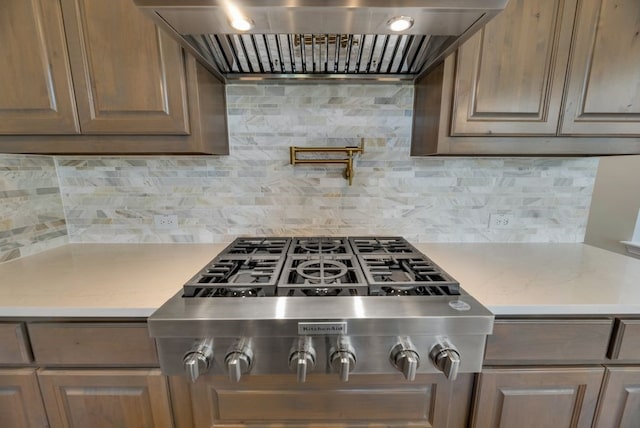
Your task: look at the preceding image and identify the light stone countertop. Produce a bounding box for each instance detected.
[0,243,639,318]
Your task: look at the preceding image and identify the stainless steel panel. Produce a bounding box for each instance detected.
[155,334,487,376]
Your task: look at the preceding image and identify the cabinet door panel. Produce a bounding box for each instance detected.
[451,0,576,136]
[0,369,48,428]
[594,367,640,428]
[38,369,173,428]
[61,0,189,135]
[0,0,79,134]
[561,0,640,135]
[472,367,604,428]
[187,374,472,427]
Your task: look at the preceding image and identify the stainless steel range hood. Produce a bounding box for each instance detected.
[134,0,509,82]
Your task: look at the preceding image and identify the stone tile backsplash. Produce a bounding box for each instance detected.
[54,84,599,244]
[0,154,68,262]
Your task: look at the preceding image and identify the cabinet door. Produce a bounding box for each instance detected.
[60,0,190,135]
[594,367,640,428]
[0,0,79,134]
[561,0,640,136]
[0,369,49,428]
[184,373,473,427]
[38,369,174,428]
[472,367,604,428]
[450,0,577,136]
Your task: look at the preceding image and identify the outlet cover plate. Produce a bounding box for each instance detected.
[489,214,515,229]
[154,214,178,229]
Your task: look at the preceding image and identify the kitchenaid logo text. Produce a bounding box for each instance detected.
[298,322,347,335]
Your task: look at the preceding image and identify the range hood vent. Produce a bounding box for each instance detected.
[135,1,509,82]
[186,33,448,79]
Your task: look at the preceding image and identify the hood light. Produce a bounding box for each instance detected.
[230,17,254,31]
[387,16,414,32]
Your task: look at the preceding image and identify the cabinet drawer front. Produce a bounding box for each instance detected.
[28,323,157,366]
[609,319,640,360]
[0,323,31,364]
[190,374,463,426]
[484,319,613,364]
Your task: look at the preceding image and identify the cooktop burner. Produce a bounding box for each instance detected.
[223,237,291,256]
[182,236,459,298]
[349,237,419,255]
[288,237,351,255]
[183,255,285,297]
[278,255,368,296]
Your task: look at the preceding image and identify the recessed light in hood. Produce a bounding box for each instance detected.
[135,0,510,82]
[230,17,254,31]
[387,16,415,32]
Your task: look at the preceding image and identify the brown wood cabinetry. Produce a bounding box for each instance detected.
[561,0,640,136]
[593,367,640,428]
[0,323,32,364]
[28,322,158,366]
[476,317,640,428]
[0,0,79,134]
[38,369,174,428]
[178,373,474,428]
[450,0,576,136]
[484,319,613,364]
[0,369,49,428]
[412,0,640,155]
[60,0,189,135]
[472,367,604,428]
[0,0,228,154]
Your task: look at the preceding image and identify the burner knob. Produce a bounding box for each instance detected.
[289,337,316,383]
[183,339,214,383]
[390,337,420,381]
[224,338,254,383]
[430,339,460,381]
[329,336,356,382]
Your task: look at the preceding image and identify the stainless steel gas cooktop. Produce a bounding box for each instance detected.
[149,236,493,383]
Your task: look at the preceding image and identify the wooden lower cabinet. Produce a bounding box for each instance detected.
[593,367,640,428]
[37,369,176,428]
[471,367,605,428]
[0,369,49,428]
[173,373,474,428]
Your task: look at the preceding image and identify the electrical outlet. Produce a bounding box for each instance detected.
[489,214,514,229]
[154,214,178,229]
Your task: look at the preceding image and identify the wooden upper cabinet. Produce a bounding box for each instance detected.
[451,0,577,136]
[561,0,640,136]
[60,0,190,135]
[0,0,79,134]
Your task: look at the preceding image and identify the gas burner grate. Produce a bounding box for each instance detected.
[277,255,368,296]
[359,254,460,296]
[288,237,352,255]
[349,236,420,255]
[222,237,291,257]
[183,256,284,297]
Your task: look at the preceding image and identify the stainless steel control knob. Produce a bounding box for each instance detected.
[289,337,316,383]
[390,337,420,381]
[183,338,214,383]
[429,339,460,381]
[329,336,357,382]
[224,338,254,383]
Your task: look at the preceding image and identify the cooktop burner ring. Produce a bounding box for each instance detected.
[295,259,349,282]
[298,238,341,253]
